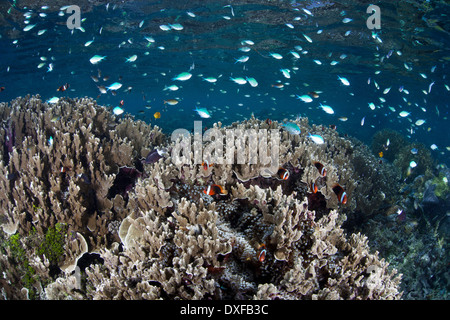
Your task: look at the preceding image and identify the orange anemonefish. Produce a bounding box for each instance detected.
[257,244,267,263]
[57,83,69,92]
[332,183,348,204]
[314,161,327,177]
[277,167,290,180]
[60,166,71,173]
[309,181,318,193]
[201,160,213,171]
[204,184,228,196]
[202,160,214,170]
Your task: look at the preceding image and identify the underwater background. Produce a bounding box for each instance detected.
[0,0,449,300]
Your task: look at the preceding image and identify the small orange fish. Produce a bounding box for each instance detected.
[265,118,272,125]
[153,112,161,119]
[314,161,327,177]
[277,167,290,180]
[201,160,213,170]
[309,181,318,193]
[332,183,348,204]
[204,184,228,196]
[57,83,69,92]
[378,151,384,158]
[257,244,267,262]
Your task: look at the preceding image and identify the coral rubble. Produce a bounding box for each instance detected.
[0,96,404,300]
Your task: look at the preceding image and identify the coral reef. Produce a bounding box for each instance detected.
[350,132,450,300]
[0,96,407,300]
[371,128,435,181]
[0,95,164,298]
[349,202,449,299]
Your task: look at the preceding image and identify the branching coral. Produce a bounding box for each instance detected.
[0,95,163,298]
[0,96,403,300]
[0,95,163,243]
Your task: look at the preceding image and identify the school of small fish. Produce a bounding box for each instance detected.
[4,2,449,160]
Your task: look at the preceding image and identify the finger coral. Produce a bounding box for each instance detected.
[0,96,403,300]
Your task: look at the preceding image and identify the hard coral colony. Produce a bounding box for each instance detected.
[0,96,405,300]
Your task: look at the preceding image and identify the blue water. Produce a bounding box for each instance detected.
[1,1,449,168]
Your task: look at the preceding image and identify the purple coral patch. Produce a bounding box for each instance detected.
[108,166,142,199]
